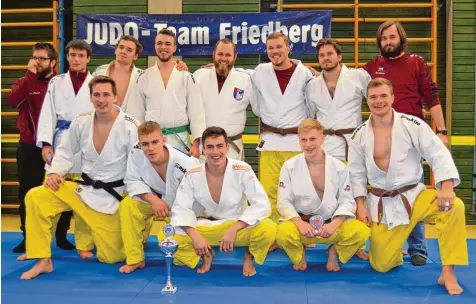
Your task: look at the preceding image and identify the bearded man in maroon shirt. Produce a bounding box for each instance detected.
[7,43,74,253]
[360,21,448,267]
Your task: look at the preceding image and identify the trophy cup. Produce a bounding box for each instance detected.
[159,224,178,294]
[309,215,324,231]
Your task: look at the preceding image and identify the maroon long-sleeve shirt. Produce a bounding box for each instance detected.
[7,70,57,145]
[362,53,440,120]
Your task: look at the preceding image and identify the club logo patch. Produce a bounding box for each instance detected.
[233,87,244,101]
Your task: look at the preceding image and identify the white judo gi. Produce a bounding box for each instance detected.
[92,62,143,115]
[348,110,467,272]
[276,152,370,265]
[249,59,314,222]
[25,107,139,264]
[193,67,254,160]
[36,71,94,173]
[120,143,199,265]
[164,158,277,268]
[306,66,371,160]
[127,62,206,153]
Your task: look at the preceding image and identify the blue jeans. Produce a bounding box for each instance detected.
[407,222,427,258]
[407,168,427,258]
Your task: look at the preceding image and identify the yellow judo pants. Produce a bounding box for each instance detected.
[119,196,158,265]
[158,218,277,269]
[369,189,468,272]
[259,151,300,222]
[276,219,371,265]
[25,182,125,264]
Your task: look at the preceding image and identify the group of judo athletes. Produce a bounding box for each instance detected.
[11,20,466,296]
[18,74,467,295]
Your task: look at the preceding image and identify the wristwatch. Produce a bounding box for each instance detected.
[436,129,448,135]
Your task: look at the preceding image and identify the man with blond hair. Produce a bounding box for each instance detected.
[118,121,199,274]
[276,118,370,272]
[348,78,467,295]
[250,32,314,222]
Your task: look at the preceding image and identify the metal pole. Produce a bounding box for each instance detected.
[58,0,65,73]
[473,16,476,215]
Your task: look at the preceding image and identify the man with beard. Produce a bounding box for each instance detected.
[250,32,314,222]
[93,35,143,114]
[7,42,75,253]
[306,39,370,162]
[361,21,448,266]
[193,38,256,160]
[128,29,206,158]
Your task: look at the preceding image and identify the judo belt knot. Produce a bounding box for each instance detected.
[72,173,125,202]
[370,183,418,225]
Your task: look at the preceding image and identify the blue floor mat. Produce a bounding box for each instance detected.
[2,232,475,304]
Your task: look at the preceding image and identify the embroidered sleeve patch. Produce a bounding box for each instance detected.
[232,164,250,171]
[185,167,201,176]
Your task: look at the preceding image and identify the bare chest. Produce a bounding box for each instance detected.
[206,174,224,204]
[110,72,131,107]
[373,128,392,172]
[93,123,114,155]
[160,69,173,88]
[308,165,325,200]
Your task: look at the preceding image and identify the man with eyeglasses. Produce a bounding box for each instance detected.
[7,42,75,254]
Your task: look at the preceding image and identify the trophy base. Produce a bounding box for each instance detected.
[161,285,177,294]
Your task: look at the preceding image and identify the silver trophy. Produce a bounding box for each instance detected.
[309,215,325,231]
[159,224,178,294]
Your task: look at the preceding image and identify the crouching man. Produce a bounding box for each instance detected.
[164,127,277,276]
[276,119,370,271]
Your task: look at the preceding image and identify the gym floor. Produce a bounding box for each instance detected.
[2,215,476,304]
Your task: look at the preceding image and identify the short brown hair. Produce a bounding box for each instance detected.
[66,39,92,57]
[138,121,163,137]
[298,119,324,135]
[116,35,143,56]
[33,42,58,61]
[202,126,228,146]
[376,21,407,53]
[157,29,177,45]
[316,38,342,55]
[266,32,289,46]
[367,78,394,95]
[214,38,237,56]
[88,76,117,96]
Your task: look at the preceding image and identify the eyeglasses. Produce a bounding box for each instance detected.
[31,56,51,62]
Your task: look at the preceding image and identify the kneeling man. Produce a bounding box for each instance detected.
[166,127,277,276]
[21,76,139,280]
[276,119,370,272]
[348,78,468,295]
[119,121,198,273]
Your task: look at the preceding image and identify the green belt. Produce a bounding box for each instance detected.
[162,125,190,135]
[162,124,191,152]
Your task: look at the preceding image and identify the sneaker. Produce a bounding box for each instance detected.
[411,255,426,266]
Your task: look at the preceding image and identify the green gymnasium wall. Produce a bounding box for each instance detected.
[1,0,475,223]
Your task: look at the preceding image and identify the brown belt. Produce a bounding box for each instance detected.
[298,213,331,223]
[228,133,243,155]
[261,123,298,136]
[369,183,419,225]
[323,128,355,161]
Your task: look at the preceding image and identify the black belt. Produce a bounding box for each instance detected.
[151,188,163,199]
[69,173,125,202]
